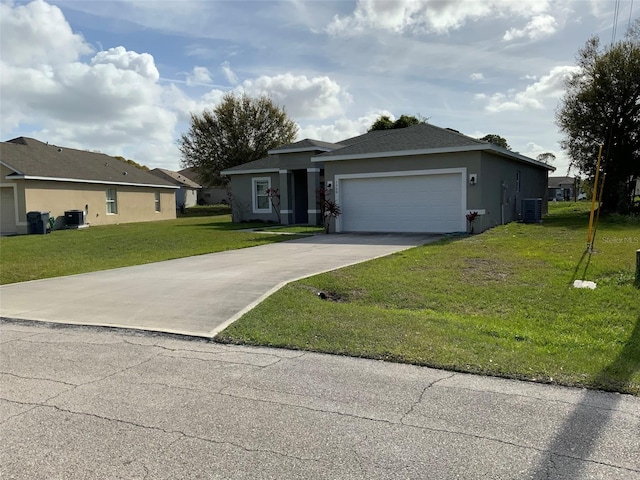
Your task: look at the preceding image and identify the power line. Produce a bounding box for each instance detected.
[611,0,620,44]
[629,0,635,30]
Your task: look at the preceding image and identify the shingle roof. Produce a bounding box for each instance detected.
[222,123,554,175]
[548,176,577,188]
[1,137,176,188]
[317,123,485,158]
[149,168,201,188]
[317,123,554,171]
[221,155,281,174]
[269,138,343,153]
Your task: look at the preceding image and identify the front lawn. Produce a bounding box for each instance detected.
[218,203,640,395]
[0,215,300,284]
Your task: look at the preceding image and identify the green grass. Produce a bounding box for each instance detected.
[218,203,640,395]
[0,215,300,284]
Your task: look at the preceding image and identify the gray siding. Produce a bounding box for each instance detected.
[278,151,321,170]
[323,151,480,231]
[479,152,549,228]
[323,151,548,233]
[229,173,280,223]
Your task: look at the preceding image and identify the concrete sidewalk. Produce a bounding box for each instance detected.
[1,321,638,479]
[0,234,438,337]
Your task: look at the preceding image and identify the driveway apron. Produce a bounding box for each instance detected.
[0,234,439,337]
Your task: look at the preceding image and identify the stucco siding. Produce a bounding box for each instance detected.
[23,180,176,228]
[229,173,280,222]
[479,152,549,227]
[324,151,481,232]
[277,152,322,170]
[1,164,28,234]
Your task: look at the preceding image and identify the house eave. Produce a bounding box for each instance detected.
[0,159,23,175]
[5,174,179,189]
[314,143,556,171]
[268,146,334,155]
[222,168,280,176]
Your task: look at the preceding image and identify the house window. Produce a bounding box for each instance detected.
[106,188,118,214]
[252,177,272,213]
[154,191,161,212]
[516,170,521,193]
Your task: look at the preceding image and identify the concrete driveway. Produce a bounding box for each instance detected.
[0,234,438,337]
[1,322,638,479]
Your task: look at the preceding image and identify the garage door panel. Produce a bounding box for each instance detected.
[339,173,464,233]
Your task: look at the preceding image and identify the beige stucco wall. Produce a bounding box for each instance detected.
[19,180,176,232]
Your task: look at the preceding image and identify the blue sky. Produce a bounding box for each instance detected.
[1,0,637,174]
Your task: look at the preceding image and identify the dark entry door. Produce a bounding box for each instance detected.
[293,170,308,224]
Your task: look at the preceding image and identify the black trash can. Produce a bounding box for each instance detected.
[26,211,50,234]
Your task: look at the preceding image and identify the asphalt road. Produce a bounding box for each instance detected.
[1,321,638,479]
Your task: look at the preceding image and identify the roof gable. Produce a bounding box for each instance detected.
[1,137,176,187]
[149,168,201,188]
[268,138,343,154]
[315,124,554,171]
[318,124,484,159]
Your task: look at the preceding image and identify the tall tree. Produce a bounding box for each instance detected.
[480,134,510,150]
[556,21,640,213]
[179,93,298,186]
[536,152,556,165]
[368,114,426,131]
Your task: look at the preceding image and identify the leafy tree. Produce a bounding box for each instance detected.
[179,93,298,186]
[369,115,394,131]
[480,134,510,150]
[536,152,556,164]
[368,114,426,131]
[556,21,640,213]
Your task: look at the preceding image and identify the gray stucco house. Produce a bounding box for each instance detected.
[222,123,554,233]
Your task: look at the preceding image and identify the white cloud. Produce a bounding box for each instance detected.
[0,0,93,66]
[479,65,579,112]
[327,0,551,35]
[221,61,238,85]
[503,14,558,41]
[470,73,484,81]
[186,66,212,86]
[91,46,159,81]
[240,73,352,120]
[0,1,179,168]
[297,111,393,143]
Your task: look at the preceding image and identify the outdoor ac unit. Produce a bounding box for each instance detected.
[522,198,542,223]
[64,210,86,227]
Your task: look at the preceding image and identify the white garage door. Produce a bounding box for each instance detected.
[338,172,465,233]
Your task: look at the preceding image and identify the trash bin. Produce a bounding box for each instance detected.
[26,211,50,234]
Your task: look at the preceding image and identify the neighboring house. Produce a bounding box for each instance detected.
[149,168,201,209]
[548,176,579,201]
[178,167,228,205]
[0,137,178,235]
[222,123,554,233]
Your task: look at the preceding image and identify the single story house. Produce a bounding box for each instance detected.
[222,123,555,233]
[1,137,178,235]
[149,168,201,210]
[178,167,228,205]
[548,176,579,201]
